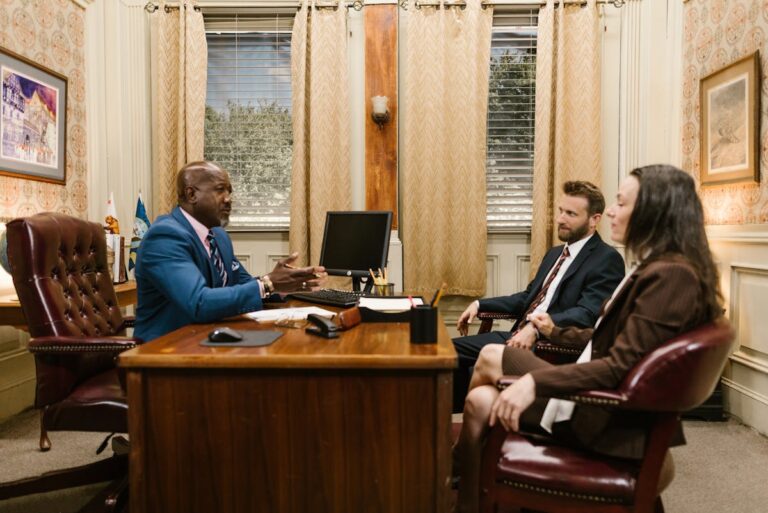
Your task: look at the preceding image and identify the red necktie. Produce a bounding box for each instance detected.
[517,246,570,330]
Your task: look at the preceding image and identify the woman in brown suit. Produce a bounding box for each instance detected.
[454,165,723,513]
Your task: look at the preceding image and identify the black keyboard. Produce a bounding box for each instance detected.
[290,289,363,308]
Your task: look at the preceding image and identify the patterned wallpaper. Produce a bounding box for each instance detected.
[683,0,768,225]
[0,0,87,222]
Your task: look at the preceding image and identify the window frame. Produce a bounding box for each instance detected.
[485,8,539,234]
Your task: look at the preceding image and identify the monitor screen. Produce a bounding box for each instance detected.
[319,211,392,279]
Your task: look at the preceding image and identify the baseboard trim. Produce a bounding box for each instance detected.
[721,377,768,437]
[721,377,768,407]
[0,377,35,423]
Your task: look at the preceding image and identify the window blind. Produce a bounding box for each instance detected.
[204,12,294,229]
[487,10,538,231]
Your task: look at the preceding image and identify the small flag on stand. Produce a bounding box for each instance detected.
[103,193,127,283]
[104,192,120,234]
[129,193,151,272]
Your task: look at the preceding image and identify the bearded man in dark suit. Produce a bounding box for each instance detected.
[452,181,625,412]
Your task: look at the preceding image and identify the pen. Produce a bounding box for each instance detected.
[408,295,416,308]
[431,282,447,308]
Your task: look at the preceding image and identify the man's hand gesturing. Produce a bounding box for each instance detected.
[266,252,326,293]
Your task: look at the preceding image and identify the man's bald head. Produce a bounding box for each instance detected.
[176,161,233,228]
[176,161,226,204]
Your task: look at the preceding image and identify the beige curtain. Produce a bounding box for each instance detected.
[530,0,602,270]
[149,0,207,218]
[289,1,351,266]
[400,0,493,297]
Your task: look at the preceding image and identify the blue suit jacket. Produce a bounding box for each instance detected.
[478,233,625,331]
[134,207,263,341]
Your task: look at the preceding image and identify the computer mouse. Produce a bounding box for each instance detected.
[208,327,243,343]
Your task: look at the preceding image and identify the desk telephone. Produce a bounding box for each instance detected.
[305,314,339,339]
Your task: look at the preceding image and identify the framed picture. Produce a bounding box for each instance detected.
[0,45,67,185]
[700,52,760,186]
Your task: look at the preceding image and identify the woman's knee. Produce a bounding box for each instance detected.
[464,385,497,419]
[475,344,503,376]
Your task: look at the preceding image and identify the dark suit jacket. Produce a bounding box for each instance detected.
[531,255,710,458]
[479,233,625,332]
[134,207,263,341]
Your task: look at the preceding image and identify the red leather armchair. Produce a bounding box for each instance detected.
[478,322,734,513]
[1,213,141,501]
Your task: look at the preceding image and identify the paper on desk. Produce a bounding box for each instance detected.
[358,297,424,312]
[245,306,336,323]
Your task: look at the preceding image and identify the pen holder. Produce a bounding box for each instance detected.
[410,305,437,344]
[373,283,395,296]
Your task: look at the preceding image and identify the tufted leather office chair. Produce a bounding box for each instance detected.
[478,322,734,513]
[1,213,141,502]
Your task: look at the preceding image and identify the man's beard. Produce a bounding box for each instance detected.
[558,222,589,244]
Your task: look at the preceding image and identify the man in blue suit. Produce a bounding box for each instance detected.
[452,181,625,412]
[134,161,324,341]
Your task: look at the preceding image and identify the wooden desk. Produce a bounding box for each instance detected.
[119,311,456,513]
[0,280,137,328]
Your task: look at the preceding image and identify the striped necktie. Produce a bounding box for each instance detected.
[517,246,570,330]
[207,232,228,287]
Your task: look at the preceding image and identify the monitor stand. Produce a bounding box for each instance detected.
[353,276,374,294]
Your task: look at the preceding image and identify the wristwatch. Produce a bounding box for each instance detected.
[261,274,274,296]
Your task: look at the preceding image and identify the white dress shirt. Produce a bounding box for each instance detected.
[539,264,637,433]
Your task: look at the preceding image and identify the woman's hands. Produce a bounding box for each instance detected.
[489,373,536,432]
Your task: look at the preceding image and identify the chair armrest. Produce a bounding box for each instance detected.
[533,341,582,357]
[497,376,628,408]
[28,336,140,354]
[476,311,518,335]
[477,312,517,321]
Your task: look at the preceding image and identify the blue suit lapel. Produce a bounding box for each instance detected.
[171,207,218,286]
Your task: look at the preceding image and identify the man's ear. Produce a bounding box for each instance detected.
[184,185,198,204]
[589,213,602,230]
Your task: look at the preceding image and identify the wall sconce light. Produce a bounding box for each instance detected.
[371,95,390,129]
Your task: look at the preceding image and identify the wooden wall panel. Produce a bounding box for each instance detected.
[364,5,398,229]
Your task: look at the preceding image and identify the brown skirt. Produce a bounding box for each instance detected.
[501,346,555,434]
[501,345,553,376]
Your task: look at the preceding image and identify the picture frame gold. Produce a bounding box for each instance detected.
[699,51,760,186]
[0,45,67,185]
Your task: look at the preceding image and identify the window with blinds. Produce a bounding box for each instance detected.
[204,11,295,229]
[487,10,538,231]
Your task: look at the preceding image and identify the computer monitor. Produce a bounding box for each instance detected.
[318,211,393,292]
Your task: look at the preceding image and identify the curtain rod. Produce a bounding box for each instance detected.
[144,0,630,13]
[144,1,372,13]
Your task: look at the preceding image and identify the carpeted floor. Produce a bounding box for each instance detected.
[665,418,768,512]
[1,409,767,512]
[0,408,116,513]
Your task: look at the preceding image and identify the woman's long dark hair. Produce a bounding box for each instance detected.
[625,164,723,321]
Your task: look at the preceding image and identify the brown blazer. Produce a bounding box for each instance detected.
[529,255,710,459]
